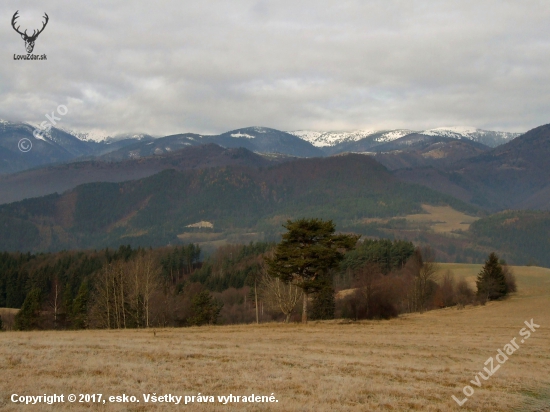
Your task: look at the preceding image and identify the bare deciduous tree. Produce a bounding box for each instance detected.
[259,258,302,323]
[455,278,475,308]
[415,247,439,313]
[439,270,456,307]
[91,252,163,329]
[47,276,62,328]
[130,252,162,328]
[353,262,383,318]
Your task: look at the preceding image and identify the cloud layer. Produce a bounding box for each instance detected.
[1,0,549,136]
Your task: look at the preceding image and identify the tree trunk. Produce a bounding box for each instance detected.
[302,291,308,324]
[254,278,259,324]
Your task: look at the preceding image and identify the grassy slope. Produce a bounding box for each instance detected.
[0,264,549,411]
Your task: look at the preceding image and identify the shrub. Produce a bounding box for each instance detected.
[456,279,475,307]
[503,266,517,293]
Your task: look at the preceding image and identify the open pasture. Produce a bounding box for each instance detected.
[1,264,549,411]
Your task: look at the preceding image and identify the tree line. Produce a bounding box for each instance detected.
[0,219,517,331]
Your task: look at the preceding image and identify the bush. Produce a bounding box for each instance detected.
[438,270,457,307]
[456,279,475,308]
[337,267,399,320]
[503,266,517,293]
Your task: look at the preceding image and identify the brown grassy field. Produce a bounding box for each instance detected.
[404,205,479,234]
[1,264,549,411]
[0,308,18,331]
[362,204,479,235]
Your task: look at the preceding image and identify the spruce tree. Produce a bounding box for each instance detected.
[476,252,508,300]
[14,288,42,330]
[72,281,89,329]
[62,283,73,327]
[188,291,223,326]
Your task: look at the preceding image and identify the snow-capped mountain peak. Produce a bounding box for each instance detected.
[289,127,521,148]
[288,129,414,147]
[55,127,111,142]
[419,127,522,147]
[56,127,155,143]
[420,126,480,138]
[288,130,379,147]
[373,129,416,143]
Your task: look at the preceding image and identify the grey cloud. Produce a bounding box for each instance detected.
[1,0,549,137]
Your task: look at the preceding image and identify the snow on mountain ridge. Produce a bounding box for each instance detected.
[289,130,380,147]
[419,127,522,145]
[373,130,416,143]
[230,132,255,139]
[290,127,521,148]
[56,127,112,142]
[288,129,414,147]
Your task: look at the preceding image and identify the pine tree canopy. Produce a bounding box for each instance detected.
[266,218,359,293]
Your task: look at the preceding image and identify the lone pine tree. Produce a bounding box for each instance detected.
[266,218,359,323]
[476,252,508,301]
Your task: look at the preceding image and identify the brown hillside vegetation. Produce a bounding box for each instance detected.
[0,264,549,411]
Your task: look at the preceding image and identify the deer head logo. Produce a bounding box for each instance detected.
[11,11,49,54]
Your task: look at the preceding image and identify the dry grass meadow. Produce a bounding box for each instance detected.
[404,205,479,234]
[362,204,479,235]
[1,264,549,411]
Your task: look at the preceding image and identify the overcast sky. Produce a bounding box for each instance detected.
[1,1,549,137]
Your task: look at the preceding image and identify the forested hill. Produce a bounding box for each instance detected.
[396,123,550,211]
[0,144,285,205]
[469,210,550,267]
[0,153,476,252]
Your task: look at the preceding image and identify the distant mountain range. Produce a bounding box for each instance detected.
[288,127,521,150]
[93,127,323,161]
[0,120,156,175]
[289,129,414,148]
[1,119,550,266]
[0,123,317,174]
[0,119,523,175]
[417,127,521,147]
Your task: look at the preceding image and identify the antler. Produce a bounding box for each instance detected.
[11,11,26,37]
[11,11,49,40]
[32,13,49,39]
